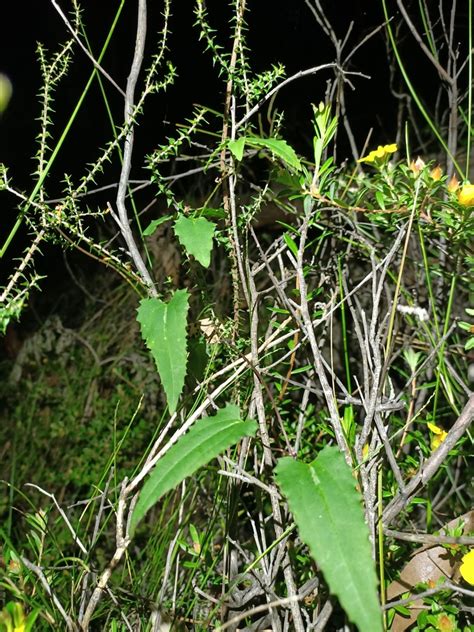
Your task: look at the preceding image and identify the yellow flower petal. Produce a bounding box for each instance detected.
[427,422,448,451]
[358,143,397,164]
[460,549,474,585]
[458,183,474,207]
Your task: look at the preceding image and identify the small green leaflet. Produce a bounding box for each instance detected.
[228,137,246,161]
[174,214,216,268]
[283,232,298,257]
[275,446,382,632]
[142,215,173,237]
[229,136,302,171]
[130,405,258,533]
[136,291,189,414]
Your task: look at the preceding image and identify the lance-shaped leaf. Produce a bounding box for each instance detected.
[142,214,173,236]
[275,446,382,632]
[244,137,302,171]
[130,405,257,533]
[174,214,216,268]
[137,291,189,414]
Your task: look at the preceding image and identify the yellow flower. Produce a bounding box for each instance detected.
[457,183,474,206]
[427,422,448,450]
[358,143,397,164]
[460,549,474,585]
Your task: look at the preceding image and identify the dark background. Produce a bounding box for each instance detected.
[0,0,466,319]
[0,2,399,195]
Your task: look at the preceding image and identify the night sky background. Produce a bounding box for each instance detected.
[0,0,468,329]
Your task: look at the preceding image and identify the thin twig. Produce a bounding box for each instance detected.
[236,65,369,130]
[382,393,474,526]
[384,528,474,545]
[113,0,157,295]
[49,0,126,96]
[20,556,77,631]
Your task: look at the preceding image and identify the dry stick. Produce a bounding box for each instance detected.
[382,393,474,526]
[124,354,251,497]
[113,0,157,296]
[278,275,301,403]
[248,272,305,631]
[219,0,247,337]
[313,599,334,632]
[20,556,77,631]
[395,0,459,176]
[294,214,351,463]
[235,64,369,131]
[303,0,363,164]
[383,580,474,611]
[25,484,88,556]
[228,97,251,309]
[79,470,115,621]
[216,595,300,631]
[49,0,125,97]
[384,528,474,546]
[80,480,130,630]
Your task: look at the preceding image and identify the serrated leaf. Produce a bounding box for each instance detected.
[143,214,173,236]
[137,291,189,413]
[275,447,382,632]
[174,214,216,267]
[228,137,246,161]
[245,137,302,171]
[130,405,257,533]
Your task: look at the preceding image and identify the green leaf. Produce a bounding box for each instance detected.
[275,446,382,632]
[198,207,226,221]
[142,214,173,236]
[228,137,246,161]
[137,291,190,413]
[130,405,257,533]
[465,337,474,351]
[283,232,298,257]
[244,137,302,171]
[375,190,386,210]
[174,214,216,267]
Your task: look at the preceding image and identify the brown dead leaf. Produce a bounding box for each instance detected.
[387,511,474,632]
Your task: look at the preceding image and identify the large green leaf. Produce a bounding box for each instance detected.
[130,405,257,533]
[275,447,382,632]
[174,214,216,267]
[136,291,189,414]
